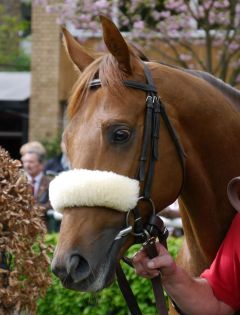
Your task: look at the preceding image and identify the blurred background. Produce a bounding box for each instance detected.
[0,0,239,160]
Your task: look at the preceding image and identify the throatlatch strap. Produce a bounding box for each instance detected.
[160,104,186,194]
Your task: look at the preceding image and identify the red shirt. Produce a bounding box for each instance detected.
[201,213,240,310]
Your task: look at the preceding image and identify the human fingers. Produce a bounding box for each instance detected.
[132,250,160,278]
[132,242,166,264]
[132,248,147,264]
[134,258,160,278]
[146,252,176,277]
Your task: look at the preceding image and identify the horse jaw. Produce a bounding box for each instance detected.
[51,207,131,292]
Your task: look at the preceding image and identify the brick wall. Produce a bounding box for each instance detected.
[29,4,61,141]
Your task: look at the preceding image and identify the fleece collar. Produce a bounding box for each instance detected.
[49,169,140,213]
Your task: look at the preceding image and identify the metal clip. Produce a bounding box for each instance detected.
[114,226,133,240]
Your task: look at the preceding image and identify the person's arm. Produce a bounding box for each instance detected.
[132,243,234,315]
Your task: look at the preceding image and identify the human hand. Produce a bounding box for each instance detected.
[132,242,177,280]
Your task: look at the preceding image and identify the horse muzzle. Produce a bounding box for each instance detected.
[50,205,129,292]
[51,239,124,292]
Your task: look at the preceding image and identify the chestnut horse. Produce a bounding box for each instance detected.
[50,16,240,313]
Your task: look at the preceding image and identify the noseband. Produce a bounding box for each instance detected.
[90,62,185,315]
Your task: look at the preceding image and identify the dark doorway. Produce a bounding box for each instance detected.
[0,100,29,159]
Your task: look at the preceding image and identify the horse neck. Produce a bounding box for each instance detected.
[156,64,240,274]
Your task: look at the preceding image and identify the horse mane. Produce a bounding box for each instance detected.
[159,62,240,109]
[185,69,240,109]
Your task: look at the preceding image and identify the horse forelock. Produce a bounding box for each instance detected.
[68,54,128,119]
[99,54,125,88]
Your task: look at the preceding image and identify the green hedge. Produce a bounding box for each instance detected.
[37,235,182,315]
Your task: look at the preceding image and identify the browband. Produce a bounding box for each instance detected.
[89,78,157,93]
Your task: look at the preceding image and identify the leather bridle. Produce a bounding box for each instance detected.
[89,62,186,315]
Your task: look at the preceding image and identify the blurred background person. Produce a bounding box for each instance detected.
[20,141,46,157]
[21,149,53,231]
[21,150,50,210]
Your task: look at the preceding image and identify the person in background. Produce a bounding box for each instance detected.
[21,150,52,229]
[20,141,46,157]
[44,139,70,176]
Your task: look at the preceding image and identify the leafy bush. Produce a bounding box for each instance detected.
[0,5,31,71]
[37,234,182,315]
[0,148,51,314]
[41,134,62,159]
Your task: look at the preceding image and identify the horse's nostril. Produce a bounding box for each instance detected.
[51,263,68,281]
[68,254,91,283]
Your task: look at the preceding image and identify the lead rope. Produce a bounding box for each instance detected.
[143,215,169,315]
[116,263,143,315]
[116,214,169,315]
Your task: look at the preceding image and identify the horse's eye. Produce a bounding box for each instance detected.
[112,128,131,143]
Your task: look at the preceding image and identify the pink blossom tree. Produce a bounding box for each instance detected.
[35,0,240,86]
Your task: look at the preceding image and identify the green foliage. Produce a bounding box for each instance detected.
[0,4,30,71]
[37,235,182,315]
[41,134,62,159]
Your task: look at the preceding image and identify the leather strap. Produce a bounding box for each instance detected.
[118,216,170,315]
[138,96,154,182]
[160,104,186,193]
[144,216,169,315]
[124,80,157,93]
[90,78,156,93]
[143,238,168,315]
[142,96,161,199]
[116,262,142,315]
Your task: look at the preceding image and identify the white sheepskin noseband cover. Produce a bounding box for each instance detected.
[49,169,140,213]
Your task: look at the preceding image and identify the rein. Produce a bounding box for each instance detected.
[89,62,185,315]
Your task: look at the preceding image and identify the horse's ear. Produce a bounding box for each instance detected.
[62,28,94,71]
[227,177,240,212]
[100,15,132,74]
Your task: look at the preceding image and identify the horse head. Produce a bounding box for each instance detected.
[50,16,184,292]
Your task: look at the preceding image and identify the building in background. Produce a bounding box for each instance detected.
[0,72,30,158]
[0,0,31,158]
